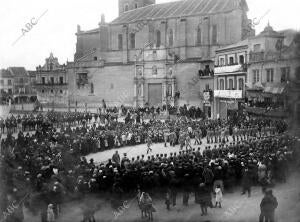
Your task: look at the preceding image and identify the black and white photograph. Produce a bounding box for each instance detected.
[0,0,300,221]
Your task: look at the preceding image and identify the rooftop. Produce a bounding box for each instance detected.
[216,39,249,52]
[112,0,248,24]
[0,69,13,78]
[8,67,29,76]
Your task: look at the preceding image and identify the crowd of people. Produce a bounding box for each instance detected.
[0,109,297,222]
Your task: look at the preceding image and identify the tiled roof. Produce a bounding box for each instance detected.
[8,67,29,76]
[111,0,248,24]
[216,39,249,52]
[0,69,13,78]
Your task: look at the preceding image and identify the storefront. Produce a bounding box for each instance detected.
[214,90,244,119]
[203,90,213,118]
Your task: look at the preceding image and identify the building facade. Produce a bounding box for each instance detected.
[34,53,68,105]
[213,40,248,119]
[67,0,254,108]
[246,25,300,122]
[7,67,36,104]
[0,69,14,104]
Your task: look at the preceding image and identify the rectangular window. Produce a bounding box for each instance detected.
[266,68,274,82]
[8,89,12,94]
[253,69,259,83]
[77,73,88,89]
[118,34,123,50]
[8,80,12,85]
[229,57,234,65]
[212,25,217,44]
[0,80,3,85]
[59,77,64,84]
[228,79,234,90]
[196,27,202,45]
[239,55,245,64]
[253,44,261,52]
[281,67,290,82]
[219,58,225,66]
[50,77,54,84]
[130,33,135,49]
[41,77,45,84]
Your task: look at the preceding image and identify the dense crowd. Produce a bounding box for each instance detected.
[0,110,295,222]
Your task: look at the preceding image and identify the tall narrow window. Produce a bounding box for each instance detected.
[239,55,244,64]
[229,57,234,65]
[281,67,290,82]
[168,29,173,47]
[156,30,161,48]
[266,68,274,82]
[219,58,225,66]
[134,3,138,8]
[41,77,45,84]
[124,4,129,12]
[220,79,225,90]
[229,79,233,90]
[90,83,94,94]
[130,33,135,49]
[239,78,244,90]
[59,77,64,84]
[118,34,123,50]
[212,25,217,44]
[50,77,54,84]
[196,27,201,45]
[253,69,260,83]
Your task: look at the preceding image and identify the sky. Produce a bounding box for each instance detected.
[0,0,299,70]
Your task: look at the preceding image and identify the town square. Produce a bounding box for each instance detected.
[0,0,300,221]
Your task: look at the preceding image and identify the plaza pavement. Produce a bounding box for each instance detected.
[86,137,234,164]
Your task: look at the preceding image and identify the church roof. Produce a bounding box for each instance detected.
[111,0,248,25]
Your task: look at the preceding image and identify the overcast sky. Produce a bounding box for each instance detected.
[0,0,299,70]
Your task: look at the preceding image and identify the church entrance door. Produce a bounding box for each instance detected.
[148,83,162,107]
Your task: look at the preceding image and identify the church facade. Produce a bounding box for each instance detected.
[67,0,254,110]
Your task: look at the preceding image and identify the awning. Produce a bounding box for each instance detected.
[246,91,264,99]
[263,85,286,94]
[245,106,287,118]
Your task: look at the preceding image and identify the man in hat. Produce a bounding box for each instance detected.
[112,151,120,166]
[241,166,252,197]
[146,136,153,154]
[259,190,278,222]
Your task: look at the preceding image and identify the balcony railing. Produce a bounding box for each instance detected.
[249,51,282,63]
[35,83,68,86]
[198,68,214,78]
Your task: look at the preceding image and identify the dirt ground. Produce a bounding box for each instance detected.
[23,169,300,222]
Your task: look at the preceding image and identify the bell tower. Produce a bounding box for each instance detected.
[119,0,156,16]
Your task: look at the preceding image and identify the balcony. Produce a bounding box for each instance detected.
[214,64,247,75]
[214,90,244,99]
[198,68,214,79]
[35,82,68,90]
[249,51,281,63]
[35,82,68,86]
